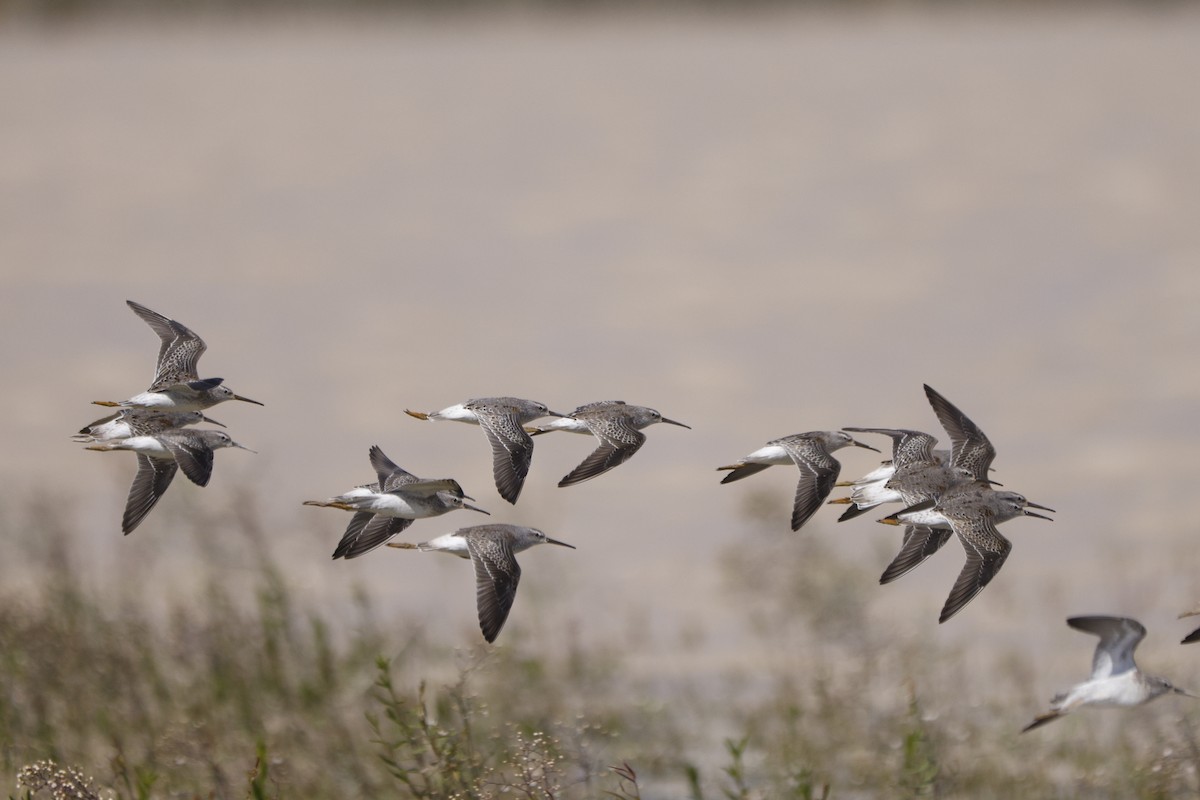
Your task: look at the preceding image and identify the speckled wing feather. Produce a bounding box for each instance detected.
[879,525,953,584]
[127,300,207,390]
[474,408,536,504]
[923,385,995,481]
[122,454,178,534]
[844,427,938,469]
[777,436,841,532]
[368,446,417,492]
[558,413,646,487]
[468,533,521,643]
[938,516,1011,623]
[569,400,626,414]
[885,462,967,507]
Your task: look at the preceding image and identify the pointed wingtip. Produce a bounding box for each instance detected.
[1020,712,1062,733]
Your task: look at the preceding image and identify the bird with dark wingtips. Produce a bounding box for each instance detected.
[85,427,254,534]
[826,427,946,521]
[94,301,263,412]
[1023,616,1194,732]
[404,397,564,505]
[850,386,1053,621]
[879,483,1054,622]
[718,431,879,531]
[551,403,690,488]
[873,384,999,519]
[304,445,489,560]
[388,524,575,643]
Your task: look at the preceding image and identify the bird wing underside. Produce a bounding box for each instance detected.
[1067,616,1146,679]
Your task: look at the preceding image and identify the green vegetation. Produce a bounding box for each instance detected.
[2,490,1198,798]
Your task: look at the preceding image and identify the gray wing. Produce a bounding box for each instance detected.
[719,463,772,484]
[844,427,938,469]
[1067,616,1146,679]
[923,385,995,481]
[122,454,177,534]
[157,432,214,486]
[570,400,626,414]
[368,445,417,492]
[468,534,521,643]
[558,414,646,488]
[938,515,1012,623]
[885,462,963,507]
[879,525,954,584]
[127,300,207,389]
[332,515,413,560]
[778,437,841,532]
[476,408,536,504]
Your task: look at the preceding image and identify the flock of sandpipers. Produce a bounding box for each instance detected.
[75,300,1200,732]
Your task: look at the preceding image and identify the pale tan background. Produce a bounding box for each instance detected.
[3,5,1200,705]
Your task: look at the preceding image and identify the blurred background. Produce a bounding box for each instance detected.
[2,2,1200,797]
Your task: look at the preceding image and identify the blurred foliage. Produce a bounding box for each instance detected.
[0,491,1199,798]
